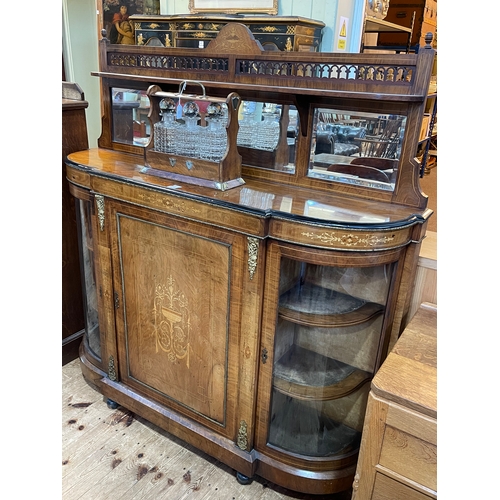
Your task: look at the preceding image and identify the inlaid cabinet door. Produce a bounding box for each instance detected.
[106,199,253,441]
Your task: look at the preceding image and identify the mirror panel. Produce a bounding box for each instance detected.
[308,108,407,192]
[111,88,151,146]
[237,101,297,174]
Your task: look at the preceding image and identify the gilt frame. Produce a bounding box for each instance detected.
[188,0,278,15]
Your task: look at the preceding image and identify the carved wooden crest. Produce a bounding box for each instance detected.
[205,23,264,56]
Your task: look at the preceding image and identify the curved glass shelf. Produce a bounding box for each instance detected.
[268,391,362,457]
[278,282,384,327]
[273,344,371,401]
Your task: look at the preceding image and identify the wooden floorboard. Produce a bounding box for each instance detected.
[62,359,352,499]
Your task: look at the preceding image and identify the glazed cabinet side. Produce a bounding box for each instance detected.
[92,195,266,477]
[68,184,118,389]
[254,240,408,494]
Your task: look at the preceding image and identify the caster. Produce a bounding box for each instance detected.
[106,398,119,409]
[236,471,252,485]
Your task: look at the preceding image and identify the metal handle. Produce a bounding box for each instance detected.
[178,80,206,98]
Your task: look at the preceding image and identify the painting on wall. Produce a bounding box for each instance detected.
[188,0,278,15]
[102,0,160,44]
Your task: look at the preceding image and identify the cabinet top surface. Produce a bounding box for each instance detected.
[130,14,325,27]
[372,304,437,417]
[62,98,89,110]
[66,148,431,230]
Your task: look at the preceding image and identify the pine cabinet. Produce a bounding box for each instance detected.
[351,304,437,499]
[67,23,435,495]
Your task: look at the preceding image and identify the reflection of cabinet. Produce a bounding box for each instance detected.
[69,25,436,496]
[352,303,437,499]
[131,14,324,52]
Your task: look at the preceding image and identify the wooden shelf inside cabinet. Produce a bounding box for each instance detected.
[273,345,371,401]
[278,283,384,328]
[269,392,361,457]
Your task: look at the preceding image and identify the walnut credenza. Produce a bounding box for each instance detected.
[68,25,435,495]
[352,303,437,499]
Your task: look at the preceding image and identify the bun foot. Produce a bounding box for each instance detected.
[236,472,252,485]
[106,398,119,409]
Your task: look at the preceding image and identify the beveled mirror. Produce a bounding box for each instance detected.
[307,108,407,192]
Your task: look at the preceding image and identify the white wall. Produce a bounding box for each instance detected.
[63,0,365,147]
[63,0,100,148]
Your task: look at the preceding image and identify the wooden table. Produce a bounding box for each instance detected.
[352,303,437,499]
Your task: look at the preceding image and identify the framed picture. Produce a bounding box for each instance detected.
[101,1,160,44]
[188,0,278,15]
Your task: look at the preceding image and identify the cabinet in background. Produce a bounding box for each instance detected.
[62,82,88,365]
[131,14,325,52]
[376,1,437,51]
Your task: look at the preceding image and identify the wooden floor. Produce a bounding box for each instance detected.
[62,359,353,500]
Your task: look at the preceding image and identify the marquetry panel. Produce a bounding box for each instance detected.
[269,217,412,251]
[107,199,248,439]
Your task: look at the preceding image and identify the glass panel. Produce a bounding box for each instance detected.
[111,88,150,146]
[76,200,101,360]
[237,101,296,174]
[308,108,407,191]
[268,258,394,457]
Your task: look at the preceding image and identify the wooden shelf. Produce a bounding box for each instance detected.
[269,391,361,457]
[279,283,384,328]
[364,16,412,34]
[273,345,371,401]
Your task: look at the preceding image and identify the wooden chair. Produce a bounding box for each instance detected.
[350,157,397,171]
[353,118,403,158]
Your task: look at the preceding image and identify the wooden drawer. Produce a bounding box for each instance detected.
[379,425,437,490]
[372,472,433,500]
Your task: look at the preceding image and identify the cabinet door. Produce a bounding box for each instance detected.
[107,200,251,440]
[255,240,404,470]
[75,197,101,362]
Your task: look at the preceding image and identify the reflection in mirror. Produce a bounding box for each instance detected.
[111,88,150,146]
[308,108,407,191]
[304,201,389,224]
[237,101,297,174]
